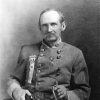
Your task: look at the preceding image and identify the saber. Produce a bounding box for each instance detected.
[52,81,58,100]
[27,55,37,84]
[24,55,37,100]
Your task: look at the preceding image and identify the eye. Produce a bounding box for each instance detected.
[41,24,48,30]
[42,24,47,27]
[51,23,57,26]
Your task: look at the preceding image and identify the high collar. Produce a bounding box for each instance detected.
[42,38,62,48]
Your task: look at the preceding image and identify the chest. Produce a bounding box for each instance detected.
[35,47,74,73]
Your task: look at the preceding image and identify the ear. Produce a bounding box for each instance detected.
[61,21,66,31]
[38,21,41,31]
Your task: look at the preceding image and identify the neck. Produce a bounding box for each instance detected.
[43,38,62,48]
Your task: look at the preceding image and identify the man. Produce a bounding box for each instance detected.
[7,8,90,100]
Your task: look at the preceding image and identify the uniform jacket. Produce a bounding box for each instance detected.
[10,41,90,100]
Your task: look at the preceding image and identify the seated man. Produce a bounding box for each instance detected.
[7,8,91,100]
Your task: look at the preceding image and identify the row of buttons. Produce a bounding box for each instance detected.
[36,64,42,74]
[40,48,61,54]
[35,47,44,87]
[39,53,61,60]
[34,46,62,88]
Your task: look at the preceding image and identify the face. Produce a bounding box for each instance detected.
[39,10,65,43]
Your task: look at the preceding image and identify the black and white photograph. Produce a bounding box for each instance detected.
[0,0,100,100]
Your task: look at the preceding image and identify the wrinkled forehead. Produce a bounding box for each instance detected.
[40,10,60,24]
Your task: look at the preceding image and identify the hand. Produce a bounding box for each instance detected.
[12,88,32,100]
[54,85,67,99]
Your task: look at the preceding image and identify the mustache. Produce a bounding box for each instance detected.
[45,32,56,37]
[44,33,57,42]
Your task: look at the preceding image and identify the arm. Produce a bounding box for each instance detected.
[7,46,31,100]
[7,78,31,100]
[67,50,90,100]
[54,50,90,100]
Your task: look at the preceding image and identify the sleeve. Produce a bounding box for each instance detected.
[7,46,27,97]
[67,50,91,100]
[10,46,27,86]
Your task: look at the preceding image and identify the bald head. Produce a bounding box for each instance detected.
[38,8,65,30]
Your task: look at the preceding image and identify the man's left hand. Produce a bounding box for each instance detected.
[54,85,67,99]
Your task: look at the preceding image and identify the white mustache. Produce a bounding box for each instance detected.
[44,33,57,42]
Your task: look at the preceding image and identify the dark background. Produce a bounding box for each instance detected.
[63,1,100,100]
[0,0,100,100]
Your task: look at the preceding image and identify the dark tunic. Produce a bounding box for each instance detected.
[11,41,90,100]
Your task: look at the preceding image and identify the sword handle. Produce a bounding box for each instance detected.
[26,55,37,84]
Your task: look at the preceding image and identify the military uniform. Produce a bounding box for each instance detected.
[10,41,90,100]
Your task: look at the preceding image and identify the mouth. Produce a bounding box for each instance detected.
[44,33,57,43]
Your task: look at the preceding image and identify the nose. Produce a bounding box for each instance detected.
[47,25,52,32]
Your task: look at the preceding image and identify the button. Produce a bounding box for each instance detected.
[57,55,61,59]
[39,63,41,66]
[36,73,38,77]
[50,62,54,67]
[40,48,45,52]
[51,61,54,65]
[37,69,41,73]
[57,50,61,54]
[36,82,40,85]
[39,53,44,57]
[38,63,42,67]
[49,56,54,61]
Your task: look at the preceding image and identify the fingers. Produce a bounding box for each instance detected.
[25,90,31,96]
[58,90,64,95]
[57,88,63,92]
[25,90,32,99]
[12,88,32,100]
[20,90,27,100]
[59,94,65,98]
[20,95,25,100]
[20,90,32,100]
[54,85,67,99]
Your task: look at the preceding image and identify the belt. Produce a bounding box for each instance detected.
[32,91,55,100]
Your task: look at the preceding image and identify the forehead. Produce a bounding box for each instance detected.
[40,11,60,24]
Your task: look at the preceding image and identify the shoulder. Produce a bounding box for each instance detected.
[22,42,41,51]
[62,42,84,61]
[62,42,82,54]
[20,42,41,59]
[62,42,85,65]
